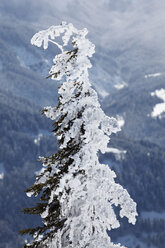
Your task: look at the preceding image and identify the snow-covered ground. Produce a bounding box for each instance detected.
[114,81,128,90]
[0,173,4,180]
[144,72,163,79]
[150,88,165,118]
[105,147,127,161]
[117,115,125,128]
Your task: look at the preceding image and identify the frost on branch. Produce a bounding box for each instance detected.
[21,22,137,248]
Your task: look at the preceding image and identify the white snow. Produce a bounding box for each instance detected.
[34,133,43,145]
[0,163,5,180]
[151,88,165,102]
[117,115,125,128]
[105,148,126,154]
[106,147,127,154]
[151,88,165,118]
[114,81,128,90]
[26,191,34,197]
[145,72,163,79]
[0,173,4,180]
[105,147,127,161]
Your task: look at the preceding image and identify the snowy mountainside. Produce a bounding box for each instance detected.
[103,71,165,147]
[2,0,165,54]
[0,22,59,107]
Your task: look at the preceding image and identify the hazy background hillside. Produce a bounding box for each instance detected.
[0,0,165,247]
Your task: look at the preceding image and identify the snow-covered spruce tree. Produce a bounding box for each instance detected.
[21,22,137,248]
